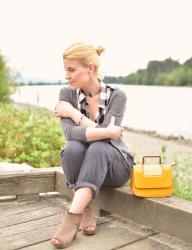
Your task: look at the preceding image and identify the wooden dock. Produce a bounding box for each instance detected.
[0,196,181,250]
[0,168,192,249]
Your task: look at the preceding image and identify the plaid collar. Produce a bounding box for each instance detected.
[77,82,115,124]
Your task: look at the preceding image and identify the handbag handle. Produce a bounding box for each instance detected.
[142,156,161,165]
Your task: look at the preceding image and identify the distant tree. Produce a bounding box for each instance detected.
[103,76,120,83]
[0,54,10,102]
[162,58,180,72]
[146,58,180,84]
[104,56,192,86]
[118,76,126,84]
[123,73,137,85]
[153,72,167,85]
[183,57,192,67]
[165,67,192,86]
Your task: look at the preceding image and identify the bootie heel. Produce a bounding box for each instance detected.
[51,210,82,249]
[80,204,97,235]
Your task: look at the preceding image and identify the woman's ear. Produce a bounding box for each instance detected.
[88,64,95,73]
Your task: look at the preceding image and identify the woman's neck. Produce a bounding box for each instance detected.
[82,79,101,97]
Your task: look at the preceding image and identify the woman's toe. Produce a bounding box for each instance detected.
[85,226,95,232]
[51,238,60,246]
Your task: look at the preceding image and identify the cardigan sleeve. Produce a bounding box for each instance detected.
[59,87,87,142]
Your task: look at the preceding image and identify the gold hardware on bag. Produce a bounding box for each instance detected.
[171,162,176,167]
[130,156,174,198]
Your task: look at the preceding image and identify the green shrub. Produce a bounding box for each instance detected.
[161,145,192,201]
[0,104,66,168]
[165,66,192,86]
[173,154,192,201]
[0,54,10,103]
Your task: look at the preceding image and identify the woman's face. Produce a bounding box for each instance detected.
[64,58,90,90]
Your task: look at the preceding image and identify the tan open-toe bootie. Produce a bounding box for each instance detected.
[80,204,97,235]
[51,210,82,249]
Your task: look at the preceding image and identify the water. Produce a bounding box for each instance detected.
[11,84,192,140]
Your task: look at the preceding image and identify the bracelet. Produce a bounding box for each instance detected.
[75,114,84,126]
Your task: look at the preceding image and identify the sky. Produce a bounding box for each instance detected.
[0,0,192,82]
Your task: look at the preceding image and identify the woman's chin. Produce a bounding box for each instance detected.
[68,83,74,89]
[69,84,78,90]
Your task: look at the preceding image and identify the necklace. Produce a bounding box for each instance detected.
[85,87,101,98]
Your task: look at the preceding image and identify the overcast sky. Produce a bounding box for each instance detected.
[0,0,192,81]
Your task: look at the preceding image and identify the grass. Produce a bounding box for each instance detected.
[160,145,192,201]
[172,153,192,201]
[0,103,66,168]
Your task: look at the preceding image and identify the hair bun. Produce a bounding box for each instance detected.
[96,46,105,56]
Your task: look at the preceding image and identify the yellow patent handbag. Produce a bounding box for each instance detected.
[130,156,175,198]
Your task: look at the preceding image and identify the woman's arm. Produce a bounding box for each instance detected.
[86,116,123,141]
[56,87,125,142]
[55,101,97,128]
[85,90,127,141]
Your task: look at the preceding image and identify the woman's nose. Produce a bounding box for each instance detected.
[65,72,70,80]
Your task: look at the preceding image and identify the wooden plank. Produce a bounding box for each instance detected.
[0,205,64,229]
[0,208,112,250]
[0,171,55,196]
[16,193,40,202]
[0,198,66,217]
[0,170,55,179]
[0,222,58,250]
[0,213,62,240]
[0,198,63,218]
[0,212,111,240]
[117,238,173,250]
[19,221,145,250]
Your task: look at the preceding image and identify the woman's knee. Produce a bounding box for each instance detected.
[61,141,87,185]
[87,141,109,157]
[61,140,87,160]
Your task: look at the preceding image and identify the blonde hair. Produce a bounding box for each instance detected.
[63,42,105,80]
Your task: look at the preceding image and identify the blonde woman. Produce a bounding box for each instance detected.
[51,42,134,248]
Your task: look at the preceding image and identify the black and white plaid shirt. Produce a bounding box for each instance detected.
[77,82,115,124]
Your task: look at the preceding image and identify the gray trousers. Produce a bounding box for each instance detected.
[61,140,133,198]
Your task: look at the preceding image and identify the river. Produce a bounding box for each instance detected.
[11,84,192,140]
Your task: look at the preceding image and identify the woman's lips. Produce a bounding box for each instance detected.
[69,82,76,89]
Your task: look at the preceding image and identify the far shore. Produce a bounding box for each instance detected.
[123,128,192,163]
[124,126,192,146]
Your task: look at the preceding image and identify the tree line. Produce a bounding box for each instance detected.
[1,52,192,104]
[104,57,192,86]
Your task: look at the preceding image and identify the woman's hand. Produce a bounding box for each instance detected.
[107,116,124,140]
[54,101,75,118]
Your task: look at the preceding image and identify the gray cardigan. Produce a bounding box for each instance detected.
[59,86,134,163]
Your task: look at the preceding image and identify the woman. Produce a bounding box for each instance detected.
[51,42,134,248]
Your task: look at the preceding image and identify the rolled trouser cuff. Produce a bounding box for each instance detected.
[66,182,76,190]
[75,181,98,198]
